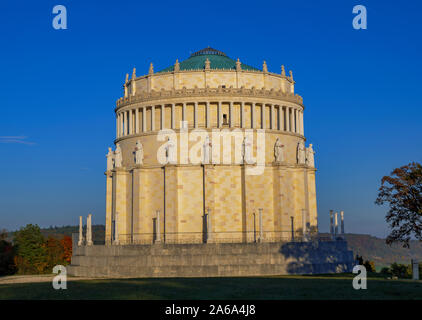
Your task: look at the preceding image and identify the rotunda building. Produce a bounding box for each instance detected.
[105,47,318,244]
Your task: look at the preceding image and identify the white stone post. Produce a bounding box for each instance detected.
[412,260,419,280]
[78,216,83,246]
[334,212,338,239]
[86,213,93,246]
[258,208,263,242]
[155,210,161,243]
[182,103,186,123]
[329,210,334,240]
[340,210,345,237]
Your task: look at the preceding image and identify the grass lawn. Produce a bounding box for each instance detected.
[0,273,421,300]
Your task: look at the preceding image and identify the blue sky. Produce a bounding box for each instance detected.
[0,0,421,237]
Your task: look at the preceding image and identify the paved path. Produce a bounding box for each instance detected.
[0,275,95,284]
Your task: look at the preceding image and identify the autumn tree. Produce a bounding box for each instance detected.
[13,224,48,274]
[375,162,422,247]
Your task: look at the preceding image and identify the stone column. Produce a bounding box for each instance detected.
[171,103,175,129]
[229,101,233,127]
[206,101,210,128]
[120,112,124,136]
[340,210,345,237]
[279,106,283,131]
[78,216,83,246]
[151,105,155,131]
[86,213,93,246]
[334,212,338,239]
[123,111,127,136]
[115,114,118,139]
[155,210,161,243]
[142,106,146,132]
[329,210,334,239]
[294,109,298,133]
[252,103,256,129]
[135,108,139,134]
[286,108,290,132]
[240,101,245,128]
[301,110,304,135]
[182,103,186,123]
[129,110,133,134]
[161,104,165,129]
[194,102,198,128]
[261,104,266,129]
[258,208,263,242]
[270,104,274,129]
[218,101,222,128]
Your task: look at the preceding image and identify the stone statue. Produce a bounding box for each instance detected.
[236,58,241,71]
[134,140,144,165]
[203,136,212,164]
[174,59,180,72]
[125,73,129,83]
[165,137,176,164]
[281,65,286,76]
[289,70,294,81]
[114,143,123,168]
[274,138,284,163]
[242,136,253,164]
[306,144,315,167]
[263,61,268,73]
[296,141,306,165]
[106,147,114,171]
[205,58,211,70]
[149,62,154,74]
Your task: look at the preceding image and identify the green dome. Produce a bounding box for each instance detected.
[157,47,260,73]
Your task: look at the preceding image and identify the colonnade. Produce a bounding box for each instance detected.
[116,101,304,138]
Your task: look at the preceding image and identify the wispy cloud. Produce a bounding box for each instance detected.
[0,136,36,145]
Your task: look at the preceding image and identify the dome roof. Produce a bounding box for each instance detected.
[157,47,260,73]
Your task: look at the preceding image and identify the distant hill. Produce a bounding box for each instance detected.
[6,226,422,268]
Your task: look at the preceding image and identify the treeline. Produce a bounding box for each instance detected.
[0,224,72,276]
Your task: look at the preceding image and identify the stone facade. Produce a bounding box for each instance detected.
[105,48,317,245]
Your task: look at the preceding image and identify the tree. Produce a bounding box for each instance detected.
[375,162,422,247]
[13,224,48,274]
[0,230,16,275]
[60,236,72,264]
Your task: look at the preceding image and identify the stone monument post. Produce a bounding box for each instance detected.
[78,216,84,246]
[329,210,334,240]
[340,211,345,238]
[86,213,93,246]
[290,216,295,241]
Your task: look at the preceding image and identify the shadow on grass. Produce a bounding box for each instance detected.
[0,276,421,300]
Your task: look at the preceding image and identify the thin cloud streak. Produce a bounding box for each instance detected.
[0,136,36,145]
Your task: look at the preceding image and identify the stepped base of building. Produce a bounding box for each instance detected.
[68,239,354,278]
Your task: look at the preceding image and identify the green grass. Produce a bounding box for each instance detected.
[1,273,421,300]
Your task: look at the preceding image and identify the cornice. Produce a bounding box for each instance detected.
[116,86,303,111]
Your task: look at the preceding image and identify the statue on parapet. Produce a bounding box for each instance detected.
[296,141,306,165]
[306,144,315,168]
[134,140,144,165]
[274,138,284,163]
[106,147,115,171]
[114,143,123,168]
